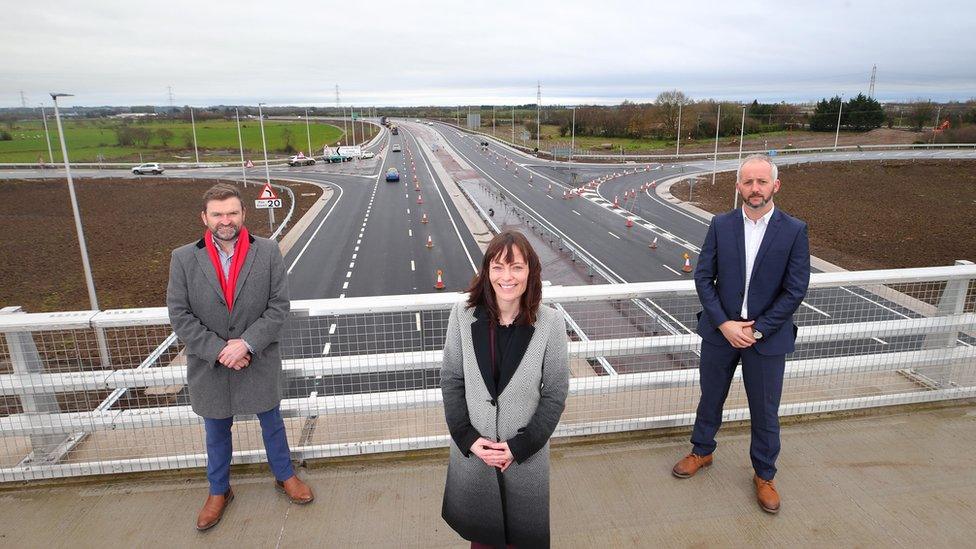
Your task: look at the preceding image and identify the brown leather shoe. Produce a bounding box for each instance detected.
[672,453,713,478]
[196,488,234,531]
[754,475,781,514]
[276,475,314,505]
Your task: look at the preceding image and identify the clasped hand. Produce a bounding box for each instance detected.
[470,437,515,472]
[719,320,756,349]
[218,339,251,370]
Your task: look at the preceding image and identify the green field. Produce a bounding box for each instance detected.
[0,118,372,163]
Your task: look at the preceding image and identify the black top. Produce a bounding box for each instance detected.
[492,321,518,387]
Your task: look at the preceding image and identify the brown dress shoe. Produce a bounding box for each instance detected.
[672,453,713,478]
[754,475,781,514]
[276,475,314,504]
[196,488,234,531]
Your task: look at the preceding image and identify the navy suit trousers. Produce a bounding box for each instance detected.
[204,405,294,494]
[691,339,786,480]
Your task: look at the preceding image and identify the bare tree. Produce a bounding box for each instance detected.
[909,100,935,131]
[655,90,688,139]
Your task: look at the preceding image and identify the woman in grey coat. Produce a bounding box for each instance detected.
[441,230,570,548]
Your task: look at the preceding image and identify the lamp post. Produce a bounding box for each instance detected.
[675,103,682,158]
[51,93,111,366]
[190,106,199,164]
[236,107,247,187]
[734,106,746,209]
[304,107,312,157]
[833,95,844,151]
[257,102,274,230]
[39,104,54,163]
[570,105,576,164]
[710,104,721,187]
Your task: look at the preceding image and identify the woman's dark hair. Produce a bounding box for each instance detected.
[465,230,542,325]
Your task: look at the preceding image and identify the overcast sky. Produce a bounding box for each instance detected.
[3,0,974,108]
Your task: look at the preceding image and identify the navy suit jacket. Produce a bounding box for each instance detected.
[694,207,810,355]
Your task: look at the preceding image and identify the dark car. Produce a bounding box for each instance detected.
[386,168,400,182]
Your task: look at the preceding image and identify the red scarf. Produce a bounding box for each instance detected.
[203,226,251,312]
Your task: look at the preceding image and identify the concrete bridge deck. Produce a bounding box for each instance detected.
[0,401,973,548]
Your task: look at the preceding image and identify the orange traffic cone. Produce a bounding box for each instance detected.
[434,269,445,290]
[421,212,429,224]
[626,217,634,228]
[417,194,423,204]
[613,196,619,208]
[682,253,693,273]
[415,181,421,191]
[426,234,434,248]
[649,237,658,249]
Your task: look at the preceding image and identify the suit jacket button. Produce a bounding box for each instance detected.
[230,326,236,331]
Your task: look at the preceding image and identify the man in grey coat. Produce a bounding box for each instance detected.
[167,183,313,531]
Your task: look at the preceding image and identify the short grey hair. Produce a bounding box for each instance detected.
[736,154,778,183]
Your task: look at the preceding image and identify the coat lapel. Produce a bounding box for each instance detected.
[470,306,497,398]
[749,209,783,283]
[495,324,535,397]
[733,211,746,282]
[194,240,225,301]
[232,234,258,303]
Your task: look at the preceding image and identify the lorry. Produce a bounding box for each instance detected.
[379,116,388,126]
[322,146,362,162]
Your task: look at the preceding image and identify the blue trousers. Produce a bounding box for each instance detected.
[690,339,786,480]
[204,405,295,495]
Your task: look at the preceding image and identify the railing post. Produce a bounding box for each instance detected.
[920,260,974,387]
[1,307,68,461]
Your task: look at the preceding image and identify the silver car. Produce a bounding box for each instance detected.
[132,162,164,175]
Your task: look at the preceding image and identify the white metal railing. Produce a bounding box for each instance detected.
[0,264,973,481]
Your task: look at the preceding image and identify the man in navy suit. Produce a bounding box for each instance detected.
[672,154,810,514]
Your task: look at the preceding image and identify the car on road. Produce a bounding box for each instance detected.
[392,144,401,152]
[287,155,316,166]
[385,168,400,182]
[132,162,164,175]
[361,151,375,159]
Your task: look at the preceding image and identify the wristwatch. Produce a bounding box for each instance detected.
[753,330,764,340]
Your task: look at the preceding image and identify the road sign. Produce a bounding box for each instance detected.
[245,160,254,168]
[258,183,278,200]
[255,198,282,209]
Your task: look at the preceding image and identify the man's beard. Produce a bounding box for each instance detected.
[741,192,771,210]
[213,224,240,241]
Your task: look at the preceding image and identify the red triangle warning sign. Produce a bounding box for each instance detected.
[245,160,254,168]
[258,183,278,200]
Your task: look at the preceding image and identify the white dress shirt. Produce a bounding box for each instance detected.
[741,205,775,319]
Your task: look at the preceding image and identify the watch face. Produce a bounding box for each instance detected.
[753,330,763,339]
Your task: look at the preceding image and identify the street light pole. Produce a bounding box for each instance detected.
[676,103,682,158]
[833,96,844,151]
[511,106,515,144]
[39,105,54,164]
[734,106,746,209]
[190,106,200,164]
[258,102,275,230]
[492,105,496,137]
[304,107,312,157]
[570,105,576,164]
[351,107,357,146]
[235,107,247,187]
[50,92,99,311]
[710,104,721,187]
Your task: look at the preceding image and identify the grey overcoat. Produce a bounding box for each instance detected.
[166,234,290,419]
[441,302,569,548]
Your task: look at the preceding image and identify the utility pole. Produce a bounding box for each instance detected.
[20,91,27,108]
[167,86,175,108]
[570,105,576,164]
[676,103,682,157]
[304,107,312,157]
[235,107,247,187]
[258,103,275,230]
[511,106,515,144]
[868,65,877,99]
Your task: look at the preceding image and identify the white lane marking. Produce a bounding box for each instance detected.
[349,262,355,269]
[342,281,349,289]
[411,260,415,271]
[322,342,331,355]
[547,195,554,199]
[608,232,620,239]
[339,293,345,299]
[352,253,357,260]
[405,193,409,198]
[329,323,337,335]
[287,183,345,274]
[572,210,581,216]
[407,208,410,214]
[354,245,359,252]
[406,126,478,273]
[662,264,682,276]
[801,301,831,317]
[872,337,889,345]
[345,271,352,278]
[415,313,422,331]
[527,183,533,188]
[408,229,413,237]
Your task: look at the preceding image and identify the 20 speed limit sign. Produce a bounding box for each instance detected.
[255,198,282,209]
